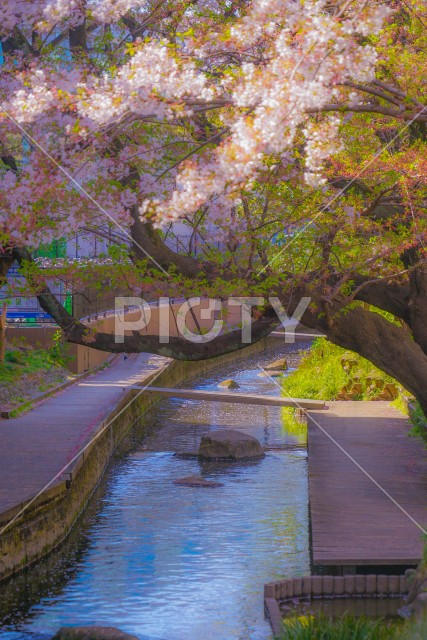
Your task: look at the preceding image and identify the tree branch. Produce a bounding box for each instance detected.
[12,247,278,360]
[306,103,427,121]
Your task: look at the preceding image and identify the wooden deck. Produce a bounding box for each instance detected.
[307,401,427,568]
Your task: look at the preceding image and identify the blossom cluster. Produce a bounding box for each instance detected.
[77,43,216,124]
[0,0,392,247]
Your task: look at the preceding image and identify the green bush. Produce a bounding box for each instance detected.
[0,347,68,386]
[5,350,25,365]
[407,401,427,440]
[280,614,391,640]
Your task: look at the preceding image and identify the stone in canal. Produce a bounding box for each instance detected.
[173,475,223,487]
[264,357,288,371]
[217,378,239,389]
[51,627,138,640]
[198,429,265,461]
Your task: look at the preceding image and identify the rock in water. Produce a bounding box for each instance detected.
[218,379,239,389]
[51,627,138,640]
[198,429,265,460]
[173,475,223,487]
[264,358,288,371]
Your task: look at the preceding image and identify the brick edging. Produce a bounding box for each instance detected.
[264,574,408,636]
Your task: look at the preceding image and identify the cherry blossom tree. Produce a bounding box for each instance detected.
[3,1,427,413]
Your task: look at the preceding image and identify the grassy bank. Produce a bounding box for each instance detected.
[279,613,426,640]
[282,338,399,402]
[281,338,427,439]
[0,341,70,411]
[281,337,427,440]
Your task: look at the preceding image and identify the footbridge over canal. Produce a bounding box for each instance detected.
[127,385,326,409]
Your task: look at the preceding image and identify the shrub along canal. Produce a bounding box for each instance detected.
[0,342,312,640]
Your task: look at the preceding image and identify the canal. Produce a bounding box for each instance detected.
[0,342,311,640]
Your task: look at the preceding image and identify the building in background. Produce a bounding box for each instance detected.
[0,222,217,324]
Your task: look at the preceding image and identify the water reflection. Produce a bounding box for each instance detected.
[0,342,311,640]
[282,597,405,620]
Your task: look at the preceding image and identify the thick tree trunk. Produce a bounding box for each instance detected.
[129,207,203,278]
[408,266,427,354]
[0,256,12,364]
[12,247,279,359]
[0,255,13,283]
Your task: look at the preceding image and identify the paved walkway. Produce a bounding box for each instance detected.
[0,353,169,515]
[308,401,427,568]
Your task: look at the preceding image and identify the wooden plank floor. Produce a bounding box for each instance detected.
[307,401,427,567]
